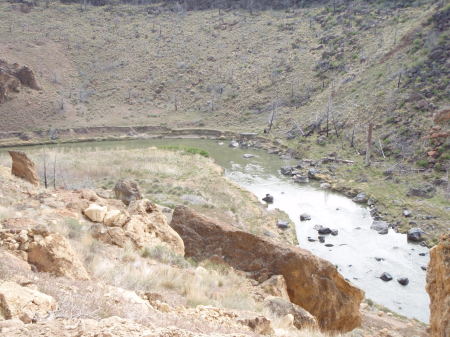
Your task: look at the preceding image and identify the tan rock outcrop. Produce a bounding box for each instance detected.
[8,151,39,186]
[170,206,364,332]
[27,229,90,280]
[0,281,57,323]
[427,233,450,337]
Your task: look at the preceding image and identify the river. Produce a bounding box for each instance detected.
[0,138,430,322]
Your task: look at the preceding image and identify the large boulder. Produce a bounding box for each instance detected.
[83,203,107,223]
[8,151,40,186]
[170,206,364,332]
[426,234,449,337]
[27,229,90,280]
[0,281,57,323]
[263,296,318,330]
[114,179,142,205]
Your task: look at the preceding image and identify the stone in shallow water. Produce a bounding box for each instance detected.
[262,194,274,203]
[318,236,325,243]
[407,228,425,242]
[397,277,409,286]
[370,221,389,235]
[300,213,311,221]
[380,272,393,282]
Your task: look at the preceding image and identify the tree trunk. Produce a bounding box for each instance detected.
[365,122,373,166]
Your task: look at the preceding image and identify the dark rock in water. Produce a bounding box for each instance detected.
[325,243,334,247]
[380,272,393,282]
[318,227,332,235]
[307,237,316,242]
[370,221,389,235]
[352,192,368,204]
[407,228,425,242]
[277,220,289,229]
[300,213,311,221]
[397,277,409,286]
[307,168,320,179]
[318,235,325,243]
[280,166,294,176]
[354,227,362,230]
[262,194,274,203]
[403,210,412,217]
[421,266,427,271]
[243,153,255,159]
[293,175,309,183]
[331,229,338,236]
[407,184,436,199]
[419,252,426,256]
[375,257,385,262]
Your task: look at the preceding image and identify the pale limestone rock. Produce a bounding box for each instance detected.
[83,204,107,223]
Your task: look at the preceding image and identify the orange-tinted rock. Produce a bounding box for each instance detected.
[170,206,364,333]
[427,234,450,337]
[8,151,40,186]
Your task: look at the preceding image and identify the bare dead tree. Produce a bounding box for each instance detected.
[42,149,48,189]
[365,122,374,166]
[53,153,57,189]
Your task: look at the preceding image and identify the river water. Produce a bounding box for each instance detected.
[0,138,430,322]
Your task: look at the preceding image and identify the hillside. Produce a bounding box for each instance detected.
[0,0,448,166]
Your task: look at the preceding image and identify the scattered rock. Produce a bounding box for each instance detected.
[299,213,311,221]
[375,257,385,262]
[380,272,393,282]
[325,244,334,247]
[317,226,332,235]
[318,235,325,243]
[320,182,331,189]
[352,192,368,204]
[331,229,338,236]
[307,237,316,242]
[0,281,57,323]
[407,228,425,242]
[370,221,389,235]
[114,179,143,206]
[426,234,449,337]
[397,277,409,286]
[229,140,239,148]
[8,151,39,186]
[293,175,309,183]
[276,220,289,229]
[403,210,412,217]
[280,166,294,176]
[83,203,107,223]
[170,206,364,332]
[238,315,273,335]
[263,296,318,330]
[407,184,436,199]
[262,194,274,203]
[421,266,427,271]
[243,154,255,159]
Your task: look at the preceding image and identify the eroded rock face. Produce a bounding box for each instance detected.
[0,60,40,104]
[259,275,290,300]
[0,281,57,323]
[8,151,40,186]
[427,234,450,337]
[170,206,364,332]
[27,229,90,280]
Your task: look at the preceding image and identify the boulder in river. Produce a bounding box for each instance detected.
[307,237,316,242]
[262,194,274,203]
[300,213,311,221]
[318,227,332,235]
[331,229,339,236]
[407,228,425,242]
[370,221,389,235]
[318,235,325,243]
[397,277,409,286]
[380,272,393,282]
[170,206,364,332]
